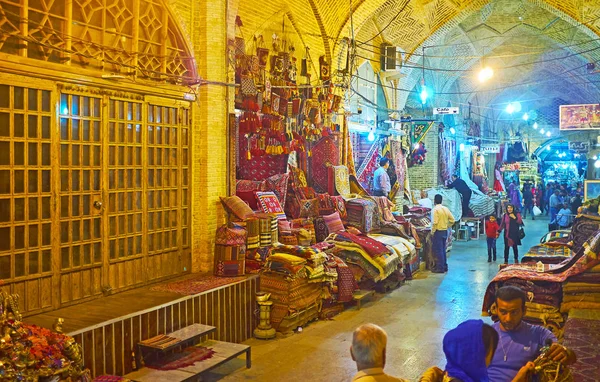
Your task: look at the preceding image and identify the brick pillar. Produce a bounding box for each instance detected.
[191,0,230,273]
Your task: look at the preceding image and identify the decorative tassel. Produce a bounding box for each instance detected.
[247,150,252,160]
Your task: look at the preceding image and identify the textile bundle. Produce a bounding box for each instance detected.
[468,190,495,218]
[521,243,573,264]
[562,264,600,313]
[326,232,400,282]
[346,197,380,233]
[427,188,462,222]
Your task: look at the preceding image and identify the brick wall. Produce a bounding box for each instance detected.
[407,126,440,191]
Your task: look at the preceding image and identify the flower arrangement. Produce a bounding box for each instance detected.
[0,291,90,381]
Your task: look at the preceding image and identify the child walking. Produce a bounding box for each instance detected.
[485,215,500,262]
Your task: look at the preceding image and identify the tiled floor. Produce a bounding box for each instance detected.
[208,215,551,381]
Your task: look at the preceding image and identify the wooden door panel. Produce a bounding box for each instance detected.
[58,92,103,306]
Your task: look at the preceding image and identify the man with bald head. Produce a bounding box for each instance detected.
[351,324,408,382]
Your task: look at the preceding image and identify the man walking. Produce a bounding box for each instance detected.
[431,194,455,273]
[373,158,391,198]
[549,189,562,225]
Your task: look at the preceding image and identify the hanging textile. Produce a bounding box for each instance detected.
[391,140,407,198]
[238,133,289,181]
[411,121,434,146]
[356,140,381,193]
[310,136,339,193]
[342,126,358,176]
[439,130,453,185]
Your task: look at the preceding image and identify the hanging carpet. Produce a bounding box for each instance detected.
[238,133,288,181]
[357,140,380,193]
[310,136,339,193]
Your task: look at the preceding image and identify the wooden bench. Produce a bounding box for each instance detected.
[126,340,251,382]
[353,290,375,310]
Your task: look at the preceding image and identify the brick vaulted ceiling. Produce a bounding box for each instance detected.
[232,0,600,111]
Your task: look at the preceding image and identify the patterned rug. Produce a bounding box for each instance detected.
[150,275,246,295]
[310,136,339,193]
[562,316,600,381]
[146,346,215,371]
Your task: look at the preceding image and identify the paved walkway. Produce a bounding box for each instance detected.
[209,215,550,381]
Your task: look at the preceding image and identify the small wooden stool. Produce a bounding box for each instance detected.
[353,290,375,310]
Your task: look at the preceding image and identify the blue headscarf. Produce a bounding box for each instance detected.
[443,319,490,382]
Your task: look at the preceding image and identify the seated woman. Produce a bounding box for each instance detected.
[419,320,534,382]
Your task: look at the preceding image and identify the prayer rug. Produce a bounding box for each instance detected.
[562,316,600,381]
[146,346,215,371]
[149,275,246,295]
[310,136,339,193]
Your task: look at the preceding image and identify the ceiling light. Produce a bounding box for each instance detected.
[540,129,545,134]
[420,87,428,104]
[533,122,538,129]
[506,103,515,114]
[546,131,551,137]
[449,127,456,134]
[547,146,551,151]
[513,102,522,112]
[523,113,529,121]
[459,143,465,152]
[368,130,375,142]
[478,67,494,82]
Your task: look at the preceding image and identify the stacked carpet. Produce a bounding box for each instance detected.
[369,233,418,279]
[561,264,600,313]
[521,242,573,264]
[562,309,600,381]
[346,198,379,233]
[326,232,400,283]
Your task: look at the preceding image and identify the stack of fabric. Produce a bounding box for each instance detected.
[521,242,573,264]
[369,233,417,279]
[261,247,332,333]
[469,189,496,218]
[562,263,600,313]
[346,197,380,233]
[326,231,400,285]
[426,188,462,221]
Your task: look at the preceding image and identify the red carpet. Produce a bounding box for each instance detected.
[562,316,600,381]
[150,275,246,295]
[146,346,215,370]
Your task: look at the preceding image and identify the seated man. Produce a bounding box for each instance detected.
[488,286,576,381]
[351,323,408,382]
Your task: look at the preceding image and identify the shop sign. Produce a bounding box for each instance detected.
[559,104,600,130]
[568,141,590,153]
[480,144,500,154]
[433,107,459,115]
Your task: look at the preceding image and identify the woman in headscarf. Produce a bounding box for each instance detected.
[419,320,534,382]
[508,182,522,212]
[499,204,524,264]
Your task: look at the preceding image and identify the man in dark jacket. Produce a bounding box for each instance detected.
[448,175,472,217]
[522,184,534,220]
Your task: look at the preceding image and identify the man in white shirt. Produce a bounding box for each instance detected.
[431,194,455,273]
[373,158,391,198]
[351,324,409,382]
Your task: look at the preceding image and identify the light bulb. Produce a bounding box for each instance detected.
[540,129,545,134]
[478,67,494,82]
[513,102,522,112]
[546,146,551,151]
[449,127,456,134]
[546,131,551,137]
[459,143,465,152]
[368,131,375,142]
[533,122,538,129]
[523,113,529,121]
[506,103,515,114]
[420,88,428,104]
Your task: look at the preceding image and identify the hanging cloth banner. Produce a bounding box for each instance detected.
[411,121,434,147]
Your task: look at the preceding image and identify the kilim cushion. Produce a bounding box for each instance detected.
[219,195,255,221]
[236,190,259,210]
[215,224,247,246]
[299,198,319,218]
[256,191,286,220]
[324,211,345,233]
[264,173,290,207]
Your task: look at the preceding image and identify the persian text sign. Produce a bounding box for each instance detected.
[480,144,500,154]
[568,141,590,153]
[433,107,459,115]
[560,104,600,130]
